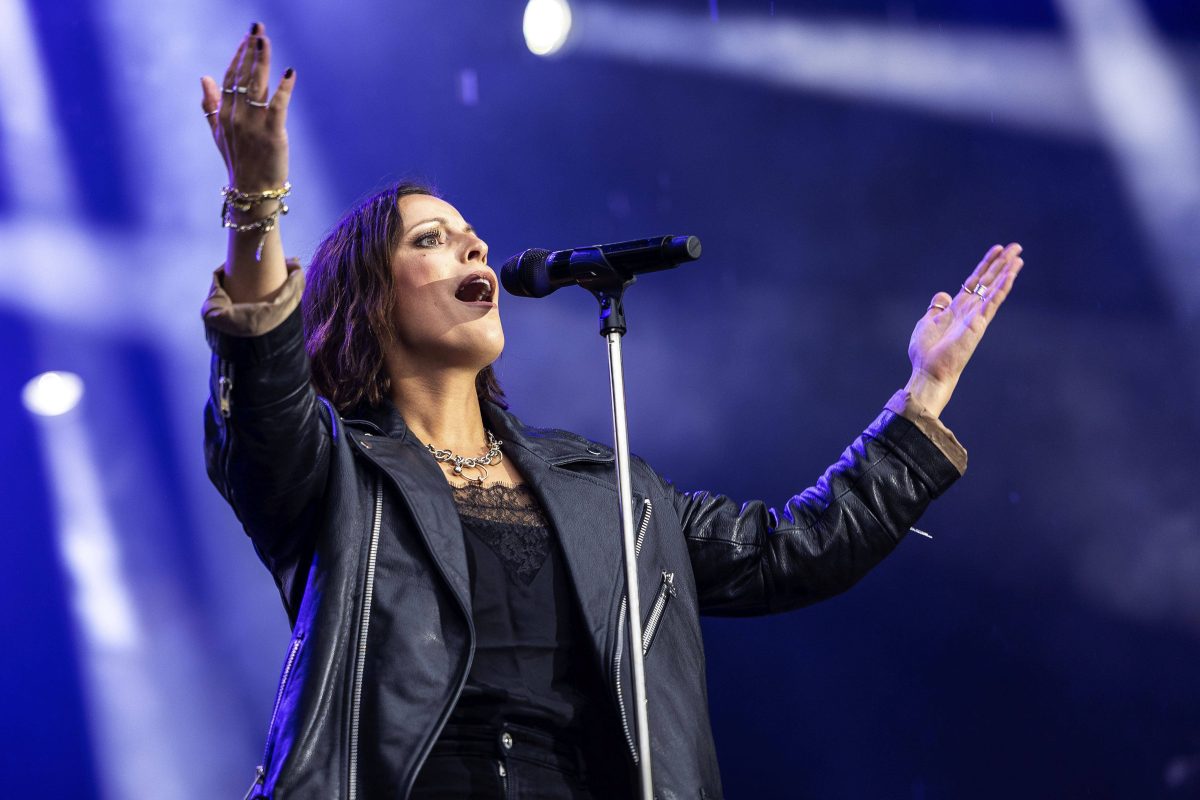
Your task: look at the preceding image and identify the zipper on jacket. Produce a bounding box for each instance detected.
[641,571,676,655]
[214,360,236,501]
[242,765,265,800]
[348,476,384,800]
[245,627,307,798]
[613,497,653,765]
[217,361,234,419]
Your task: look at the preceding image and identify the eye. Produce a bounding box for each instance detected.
[414,229,443,248]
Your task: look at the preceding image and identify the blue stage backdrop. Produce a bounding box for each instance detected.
[2,0,1199,797]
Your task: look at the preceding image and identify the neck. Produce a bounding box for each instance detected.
[389,369,488,455]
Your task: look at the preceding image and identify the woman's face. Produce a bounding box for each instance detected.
[388,194,504,374]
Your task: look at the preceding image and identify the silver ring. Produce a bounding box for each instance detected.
[961,282,988,298]
[235,85,249,94]
[221,86,236,95]
[204,109,218,118]
[928,302,947,312]
[245,98,269,108]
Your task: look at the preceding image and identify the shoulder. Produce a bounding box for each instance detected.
[498,407,614,462]
[492,404,670,486]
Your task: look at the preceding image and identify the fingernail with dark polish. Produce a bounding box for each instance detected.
[249,22,260,34]
[256,37,264,51]
[284,67,294,79]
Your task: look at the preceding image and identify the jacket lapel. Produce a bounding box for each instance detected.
[346,422,473,617]
[485,405,632,665]
[344,400,635,666]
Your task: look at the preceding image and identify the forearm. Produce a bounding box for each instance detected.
[683,405,963,616]
[223,199,290,303]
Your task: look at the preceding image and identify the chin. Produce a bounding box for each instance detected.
[466,328,504,369]
[482,319,505,353]
[480,337,505,366]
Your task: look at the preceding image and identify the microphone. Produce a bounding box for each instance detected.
[501,235,702,298]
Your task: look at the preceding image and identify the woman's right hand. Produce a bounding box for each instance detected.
[200,22,294,192]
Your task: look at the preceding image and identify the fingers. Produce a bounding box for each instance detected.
[953,242,1020,311]
[247,28,270,104]
[925,291,953,317]
[231,27,258,110]
[977,242,1021,295]
[982,254,1024,321]
[218,33,250,151]
[959,244,1003,296]
[268,68,296,134]
[200,75,221,134]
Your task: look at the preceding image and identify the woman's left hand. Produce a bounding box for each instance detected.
[903,242,1024,418]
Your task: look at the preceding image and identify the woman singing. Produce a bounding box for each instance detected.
[199,22,1023,800]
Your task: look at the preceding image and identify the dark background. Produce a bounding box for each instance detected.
[2,0,1198,797]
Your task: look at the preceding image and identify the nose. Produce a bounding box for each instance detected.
[465,231,488,265]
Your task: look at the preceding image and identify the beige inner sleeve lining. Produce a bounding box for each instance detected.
[201,260,305,337]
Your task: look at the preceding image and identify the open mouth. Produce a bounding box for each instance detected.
[454,272,496,304]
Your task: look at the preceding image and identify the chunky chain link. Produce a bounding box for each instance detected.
[426,430,503,485]
[221,181,292,259]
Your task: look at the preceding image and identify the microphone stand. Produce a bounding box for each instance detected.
[504,236,700,800]
[586,274,654,800]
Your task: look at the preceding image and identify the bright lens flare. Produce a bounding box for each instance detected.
[524,0,573,56]
[23,370,84,416]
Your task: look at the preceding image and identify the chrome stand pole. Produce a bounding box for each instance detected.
[604,328,654,800]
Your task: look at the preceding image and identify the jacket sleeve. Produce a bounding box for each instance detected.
[202,266,333,581]
[672,404,963,616]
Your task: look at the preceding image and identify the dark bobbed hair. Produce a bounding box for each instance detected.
[302,181,507,414]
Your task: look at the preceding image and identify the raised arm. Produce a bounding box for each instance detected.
[680,244,1024,615]
[200,21,295,302]
[199,25,330,594]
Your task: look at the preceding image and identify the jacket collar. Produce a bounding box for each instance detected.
[482,402,615,467]
[342,399,407,440]
[342,398,616,468]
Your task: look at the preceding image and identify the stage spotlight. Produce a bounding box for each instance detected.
[524,0,572,56]
[23,370,84,416]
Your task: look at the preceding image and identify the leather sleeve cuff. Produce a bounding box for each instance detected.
[202,260,305,338]
[884,389,968,475]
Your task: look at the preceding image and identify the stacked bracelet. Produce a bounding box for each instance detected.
[221,182,292,260]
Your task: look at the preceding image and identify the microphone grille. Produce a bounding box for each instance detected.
[500,248,553,298]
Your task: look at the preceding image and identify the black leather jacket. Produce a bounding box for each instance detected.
[204,308,961,800]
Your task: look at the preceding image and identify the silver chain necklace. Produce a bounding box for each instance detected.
[425,430,503,485]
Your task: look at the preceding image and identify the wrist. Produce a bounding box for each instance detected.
[903,370,956,420]
[227,197,284,223]
[228,171,289,194]
[221,182,291,259]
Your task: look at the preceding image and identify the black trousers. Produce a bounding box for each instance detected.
[410,721,605,800]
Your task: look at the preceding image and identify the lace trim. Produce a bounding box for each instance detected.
[462,519,549,585]
[452,483,553,586]
[450,482,548,527]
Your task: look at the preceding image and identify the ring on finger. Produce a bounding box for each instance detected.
[928,302,948,311]
[204,109,218,118]
[221,86,236,95]
[235,85,249,94]
[245,98,269,108]
[961,282,988,298]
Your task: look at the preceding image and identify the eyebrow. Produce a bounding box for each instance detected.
[407,217,476,235]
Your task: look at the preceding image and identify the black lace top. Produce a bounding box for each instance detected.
[447,482,605,734]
